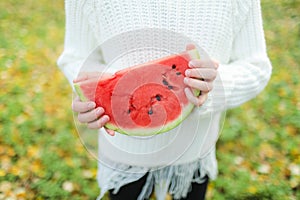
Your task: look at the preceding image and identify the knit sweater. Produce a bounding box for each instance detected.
[57,0,272,199]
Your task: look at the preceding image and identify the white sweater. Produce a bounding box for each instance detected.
[57,0,272,199]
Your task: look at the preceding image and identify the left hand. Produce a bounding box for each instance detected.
[184,57,219,107]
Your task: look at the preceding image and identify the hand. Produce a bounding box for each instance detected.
[72,72,115,136]
[184,44,219,107]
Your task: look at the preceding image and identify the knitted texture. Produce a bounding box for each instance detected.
[57,0,272,199]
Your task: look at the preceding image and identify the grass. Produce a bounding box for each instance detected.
[0,0,299,199]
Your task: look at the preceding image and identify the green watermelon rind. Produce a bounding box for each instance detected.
[105,102,195,136]
[75,48,200,136]
[188,49,201,97]
[74,84,88,102]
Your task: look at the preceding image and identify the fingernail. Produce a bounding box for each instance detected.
[96,107,104,115]
[184,77,188,84]
[185,70,190,76]
[88,102,95,109]
[189,60,196,68]
[102,115,109,123]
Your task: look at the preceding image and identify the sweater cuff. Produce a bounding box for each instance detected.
[217,63,236,106]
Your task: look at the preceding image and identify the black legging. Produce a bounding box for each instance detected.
[109,174,209,200]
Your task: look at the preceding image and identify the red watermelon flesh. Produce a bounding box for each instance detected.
[75,49,200,136]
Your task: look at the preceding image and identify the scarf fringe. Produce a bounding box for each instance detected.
[97,149,217,200]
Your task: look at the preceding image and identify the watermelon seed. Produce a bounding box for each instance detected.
[172,64,176,69]
[155,95,161,101]
[176,72,181,75]
[148,108,153,115]
[168,85,173,90]
[162,79,169,86]
[127,109,131,114]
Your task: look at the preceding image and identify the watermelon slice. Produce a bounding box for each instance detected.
[74,49,200,136]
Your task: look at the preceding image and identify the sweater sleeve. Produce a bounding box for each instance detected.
[57,1,98,86]
[204,0,272,112]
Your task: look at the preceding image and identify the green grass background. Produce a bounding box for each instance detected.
[0,0,299,199]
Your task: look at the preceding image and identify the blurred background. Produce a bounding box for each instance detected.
[0,0,299,199]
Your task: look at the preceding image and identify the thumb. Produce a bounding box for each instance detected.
[186,44,196,51]
[105,128,115,136]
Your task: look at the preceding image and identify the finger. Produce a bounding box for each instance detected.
[184,78,213,92]
[73,71,101,83]
[72,97,96,112]
[73,73,90,83]
[188,59,216,69]
[77,107,105,123]
[87,115,110,129]
[186,44,196,51]
[74,72,114,83]
[185,68,217,81]
[212,59,219,69]
[184,88,208,107]
[105,128,115,136]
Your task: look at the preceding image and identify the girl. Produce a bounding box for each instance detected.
[58,1,272,199]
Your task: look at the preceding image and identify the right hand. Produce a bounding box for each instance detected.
[72,72,115,136]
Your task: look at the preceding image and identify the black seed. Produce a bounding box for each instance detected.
[127,109,131,114]
[148,109,153,115]
[176,72,181,75]
[172,64,176,69]
[168,85,173,90]
[155,95,161,101]
[162,79,168,85]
